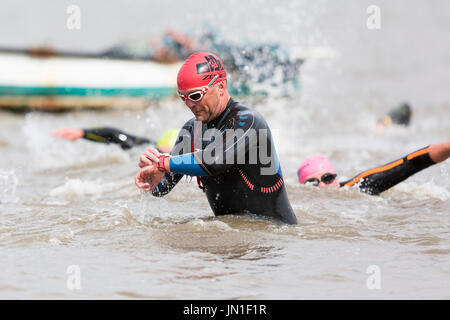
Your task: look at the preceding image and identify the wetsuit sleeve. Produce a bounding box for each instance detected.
[339,146,436,195]
[82,127,152,150]
[151,122,193,197]
[168,110,267,177]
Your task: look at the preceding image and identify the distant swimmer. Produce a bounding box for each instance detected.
[378,102,412,127]
[372,102,412,134]
[52,127,179,153]
[297,141,450,195]
[135,51,298,225]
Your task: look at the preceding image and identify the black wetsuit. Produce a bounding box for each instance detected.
[339,146,436,195]
[378,102,412,126]
[152,98,298,225]
[82,127,153,150]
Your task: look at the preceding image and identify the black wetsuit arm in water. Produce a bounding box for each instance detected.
[82,127,153,150]
[339,146,436,195]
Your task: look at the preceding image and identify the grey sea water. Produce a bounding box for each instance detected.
[0,0,449,299]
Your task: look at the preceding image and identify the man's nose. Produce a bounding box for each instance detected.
[185,100,196,109]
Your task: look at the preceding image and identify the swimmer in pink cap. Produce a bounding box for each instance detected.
[298,142,450,195]
[297,154,340,187]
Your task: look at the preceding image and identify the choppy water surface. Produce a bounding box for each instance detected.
[0,0,449,299]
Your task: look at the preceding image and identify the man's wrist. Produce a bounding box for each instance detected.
[157,154,171,172]
[164,156,171,172]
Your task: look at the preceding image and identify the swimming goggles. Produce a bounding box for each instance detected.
[178,74,219,102]
[304,173,337,186]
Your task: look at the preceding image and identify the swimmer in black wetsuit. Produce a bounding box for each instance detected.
[52,127,178,153]
[135,52,298,225]
[377,102,412,127]
[297,142,450,195]
[372,102,412,135]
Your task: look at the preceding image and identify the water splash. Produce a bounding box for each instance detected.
[22,113,130,171]
[0,169,19,203]
[49,178,118,200]
[390,181,450,201]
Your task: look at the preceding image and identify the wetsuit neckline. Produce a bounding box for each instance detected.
[207,98,235,129]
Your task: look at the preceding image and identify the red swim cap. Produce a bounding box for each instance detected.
[177,51,227,91]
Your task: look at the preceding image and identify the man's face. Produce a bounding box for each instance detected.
[303,171,340,188]
[178,82,221,123]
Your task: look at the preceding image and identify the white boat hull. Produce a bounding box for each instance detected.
[0,53,182,110]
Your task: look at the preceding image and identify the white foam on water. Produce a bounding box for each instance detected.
[190,219,233,232]
[0,169,19,203]
[48,238,62,246]
[390,181,450,201]
[439,159,449,179]
[339,210,371,224]
[49,178,118,200]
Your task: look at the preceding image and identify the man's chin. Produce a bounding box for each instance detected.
[195,115,208,122]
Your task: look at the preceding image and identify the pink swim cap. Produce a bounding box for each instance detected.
[177,51,227,91]
[297,154,336,184]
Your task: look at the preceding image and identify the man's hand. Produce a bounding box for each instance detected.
[52,128,84,141]
[139,147,161,168]
[135,165,165,192]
